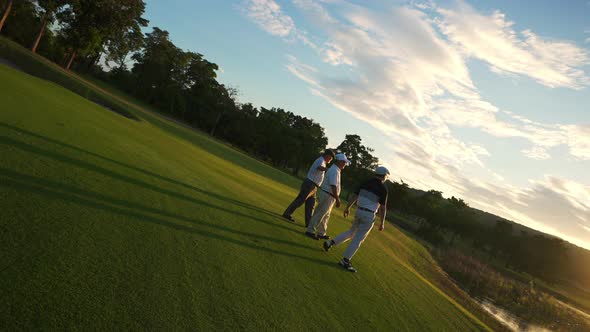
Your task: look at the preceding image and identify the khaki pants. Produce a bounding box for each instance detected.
[306,190,335,236]
[332,209,375,260]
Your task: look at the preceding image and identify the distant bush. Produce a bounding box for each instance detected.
[437,250,590,331]
[416,224,445,246]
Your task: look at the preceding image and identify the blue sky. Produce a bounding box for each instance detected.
[142,0,590,249]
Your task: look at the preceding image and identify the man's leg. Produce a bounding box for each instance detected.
[305,192,328,234]
[317,201,335,237]
[331,216,361,246]
[306,191,334,234]
[304,190,317,227]
[342,212,375,260]
[283,179,315,218]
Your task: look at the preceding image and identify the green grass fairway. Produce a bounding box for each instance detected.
[0,62,495,330]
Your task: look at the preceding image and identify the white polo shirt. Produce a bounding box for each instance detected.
[321,165,341,197]
[306,156,326,186]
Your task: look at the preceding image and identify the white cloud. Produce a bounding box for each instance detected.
[561,124,590,160]
[522,146,551,160]
[243,0,295,37]
[321,41,353,66]
[437,1,590,89]
[412,0,436,10]
[285,54,321,87]
[241,0,317,47]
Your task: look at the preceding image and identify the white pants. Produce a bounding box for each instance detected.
[332,209,375,260]
[306,190,336,236]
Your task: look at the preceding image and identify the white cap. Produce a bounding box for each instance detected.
[335,153,351,165]
[375,166,390,176]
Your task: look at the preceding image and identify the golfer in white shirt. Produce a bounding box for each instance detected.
[305,153,350,240]
[283,150,335,226]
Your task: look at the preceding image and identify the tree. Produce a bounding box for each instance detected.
[489,220,513,259]
[285,113,328,171]
[444,196,471,246]
[31,0,69,53]
[336,134,379,193]
[387,180,410,211]
[58,0,99,69]
[336,134,378,170]
[0,0,39,46]
[209,85,238,136]
[103,0,148,70]
[185,52,218,89]
[420,190,444,216]
[0,0,13,32]
[105,26,143,70]
[131,27,183,102]
[59,0,148,70]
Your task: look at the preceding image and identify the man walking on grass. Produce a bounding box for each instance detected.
[323,166,390,273]
[304,153,350,240]
[282,149,335,227]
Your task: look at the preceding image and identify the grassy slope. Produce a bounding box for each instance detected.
[0,59,497,330]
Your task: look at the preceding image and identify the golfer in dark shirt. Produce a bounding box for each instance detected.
[323,166,390,272]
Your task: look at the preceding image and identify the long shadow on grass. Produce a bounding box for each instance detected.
[0,170,337,273]
[0,135,297,235]
[0,122,286,220]
[0,167,308,249]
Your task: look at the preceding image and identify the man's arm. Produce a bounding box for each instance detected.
[377,204,387,231]
[317,165,328,171]
[343,193,358,218]
[330,185,341,207]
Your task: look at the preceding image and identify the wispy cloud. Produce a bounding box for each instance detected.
[522,146,551,160]
[437,1,590,89]
[241,0,317,47]
[562,124,590,160]
[285,54,321,87]
[242,0,295,37]
[320,41,353,66]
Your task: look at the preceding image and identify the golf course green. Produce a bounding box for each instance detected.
[0,61,496,330]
